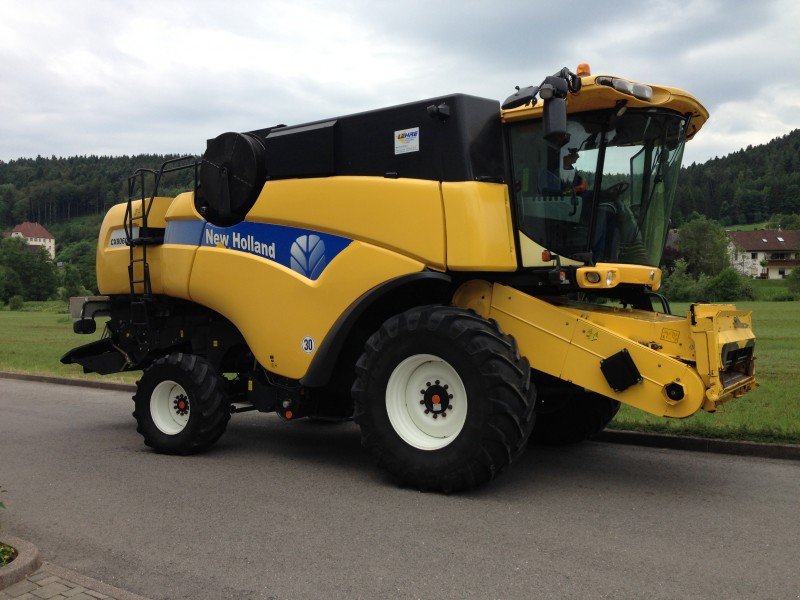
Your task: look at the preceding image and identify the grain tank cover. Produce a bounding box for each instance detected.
[251,94,505,183]
[196,94,504,226]
[196,132,267,226]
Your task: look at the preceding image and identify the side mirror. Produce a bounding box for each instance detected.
[73,318,96,334]
[543,96,570,147]
[501,85,539,110]
[540,73,572,148]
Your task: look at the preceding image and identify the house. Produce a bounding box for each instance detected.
[727,230,800,279]
[4,222,56,259]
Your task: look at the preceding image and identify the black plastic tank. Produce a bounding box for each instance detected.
[195,132,267,226]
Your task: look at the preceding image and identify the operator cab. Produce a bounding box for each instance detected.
[502,67,708,277]
[510,109,688,268]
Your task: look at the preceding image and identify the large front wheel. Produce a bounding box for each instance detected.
[353,307,536,492]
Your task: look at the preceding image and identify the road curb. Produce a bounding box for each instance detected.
[597,429,800,461]
[0,535,42,590]
[0,371,135,392]
[3,371,799,461]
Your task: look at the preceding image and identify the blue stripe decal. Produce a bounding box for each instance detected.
[164,220,352,281]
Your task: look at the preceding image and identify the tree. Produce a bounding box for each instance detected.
[0,265,23,302]
[767,213,800,230]
[677,216,730,276]
[57,238,98,293]
[700,267,756,302]
[61,264,84,299]
[0,237,58,300]
[9,295,24,310]
[660,259,701,301]
[787,268,800,296]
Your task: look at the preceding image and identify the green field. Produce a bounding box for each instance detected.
[751,278,797,302]
[1,300,798,443]
[725,221,769,231]
[0,304,137,383]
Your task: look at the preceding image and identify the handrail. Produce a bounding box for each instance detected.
[124,156,198,301]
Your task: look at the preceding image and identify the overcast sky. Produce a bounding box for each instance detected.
[1,0,798,166]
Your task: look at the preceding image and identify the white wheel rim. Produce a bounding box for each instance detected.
[385,354,468,451]
[150,380,191,435]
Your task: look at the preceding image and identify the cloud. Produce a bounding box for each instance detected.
[0,0,797,163]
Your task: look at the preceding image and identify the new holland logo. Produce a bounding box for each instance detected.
[290,234,327,279]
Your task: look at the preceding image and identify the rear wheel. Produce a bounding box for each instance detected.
[133,353,231,454]
[530,388,620,445]
[353,306,536,493]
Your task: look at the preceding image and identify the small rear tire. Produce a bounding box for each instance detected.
[353,306,536,493]
[133,353,231,455]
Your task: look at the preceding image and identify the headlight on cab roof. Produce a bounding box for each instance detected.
[596,76,653,101]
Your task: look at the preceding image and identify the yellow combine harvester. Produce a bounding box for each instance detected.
[63,65,756,491]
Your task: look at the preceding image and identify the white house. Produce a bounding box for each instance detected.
[727,230,800,279]
[5,222,56,259]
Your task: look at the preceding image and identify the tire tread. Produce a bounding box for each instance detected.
[132,352,231,455]
[353,306,536,493]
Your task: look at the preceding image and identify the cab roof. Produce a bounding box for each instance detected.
[501,74,709,139]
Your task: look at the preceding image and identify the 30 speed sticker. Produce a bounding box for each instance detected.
[301,336,316,354]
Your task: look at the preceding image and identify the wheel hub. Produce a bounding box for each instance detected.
[173,393,190,416]
[385,353,468,451]
[150,380,191,435]
[419,381,454,418]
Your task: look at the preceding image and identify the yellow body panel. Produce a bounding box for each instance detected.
[441,182,517,271]
[453,281,756,418]
[554,300,695,363]
[97,197,173,296]
[160,246,196,300]
[502,74,709,139]
[189,241,425,379]
[161,192,203,300]
[248,177,446,270]
[164,191,200,220]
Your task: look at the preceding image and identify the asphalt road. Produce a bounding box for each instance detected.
[1,379,798,600]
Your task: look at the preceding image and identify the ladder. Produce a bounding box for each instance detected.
[124,157,198,326]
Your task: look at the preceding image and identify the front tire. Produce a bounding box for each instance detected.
[133,353,231,454]
[353,306,536,493]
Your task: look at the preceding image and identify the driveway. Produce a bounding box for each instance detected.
[1,379,798,599]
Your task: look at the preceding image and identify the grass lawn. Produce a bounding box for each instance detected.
[610,301,800,443]
[1,300,798,443]
[725,221,769,231]
[751,278,796,301]
[0,303,137,383]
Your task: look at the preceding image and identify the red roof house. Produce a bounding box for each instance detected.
[4,222,56,259]
[727,230,800,279]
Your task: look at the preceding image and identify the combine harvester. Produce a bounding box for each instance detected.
[63,64,757,491]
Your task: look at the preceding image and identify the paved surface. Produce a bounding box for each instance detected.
[1,379,799,599]
[1,563,148,600]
